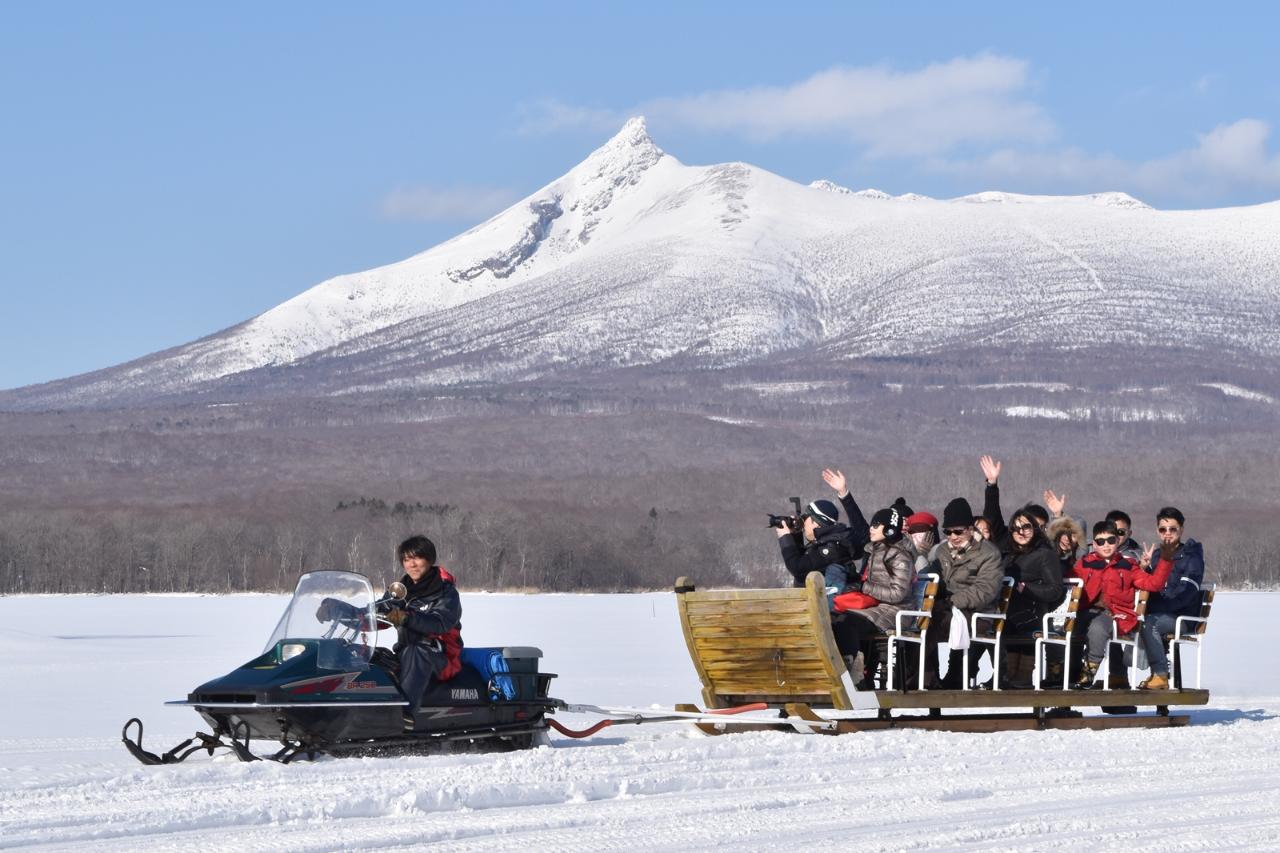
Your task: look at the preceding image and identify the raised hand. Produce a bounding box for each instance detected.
[822,468,849,497]
[979,455,1002,485]
[1044,489,1067,517]
[1140,542,1157,568]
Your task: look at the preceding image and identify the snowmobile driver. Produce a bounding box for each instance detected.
[381,535,463,727]
[317,535,463,728]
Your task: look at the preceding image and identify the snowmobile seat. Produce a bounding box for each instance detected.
[674,571,859,710]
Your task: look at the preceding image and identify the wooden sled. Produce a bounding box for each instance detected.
[674,573,1210,734]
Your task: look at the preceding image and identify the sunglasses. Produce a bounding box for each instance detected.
[1093,535,1119,545]
[943,527,970,537]
[1114,528,1129,537]
[1011,523,1035,534]
[1158,525,1181,534]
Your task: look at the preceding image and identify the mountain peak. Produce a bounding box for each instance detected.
[585,116,664,169]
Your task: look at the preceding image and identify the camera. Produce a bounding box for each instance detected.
[766,497,805,530]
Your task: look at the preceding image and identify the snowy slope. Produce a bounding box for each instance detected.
[1,592,1278,851]
[6,117,1280,407]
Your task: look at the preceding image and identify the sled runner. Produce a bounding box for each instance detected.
[674,573,1211,734]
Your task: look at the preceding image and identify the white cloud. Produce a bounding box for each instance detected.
[521,55,1054,157]
[926,119,1280,203]
[379,186,520,222]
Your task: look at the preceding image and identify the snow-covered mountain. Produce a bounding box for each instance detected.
[6,117,1280,409]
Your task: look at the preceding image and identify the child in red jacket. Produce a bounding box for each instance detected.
[1072,520,1174,689]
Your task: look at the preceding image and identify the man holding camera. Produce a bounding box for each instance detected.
[774,498,858,588]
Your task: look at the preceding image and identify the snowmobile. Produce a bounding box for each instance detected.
[122,570,558,764]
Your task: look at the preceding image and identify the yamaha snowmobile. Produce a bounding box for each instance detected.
[123,570,558,764]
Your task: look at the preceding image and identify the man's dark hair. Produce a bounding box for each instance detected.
[1104,510,1132,528]
[1156,506,1186,526]
[396,535,437,565]
[1092,520,1120,537]
[1025,504,1050,526]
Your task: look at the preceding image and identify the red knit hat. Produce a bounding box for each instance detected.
[905,511,938,533]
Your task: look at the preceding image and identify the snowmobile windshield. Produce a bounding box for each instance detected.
[265,571,378,669]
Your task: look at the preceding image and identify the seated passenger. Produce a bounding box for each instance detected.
[905,511,939,610]
[775,497,856,588]
[1000,506,1064,687]
[1046,515,1084,577]
[1105,510,1143,562]
[923,498,1004,689]
[1072,522,1173,689]
[829,505,915,688]
[1136,507,1205,690]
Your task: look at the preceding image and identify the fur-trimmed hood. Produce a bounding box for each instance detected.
[1047,516,1084,545]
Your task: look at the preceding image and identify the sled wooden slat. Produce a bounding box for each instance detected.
[684,599,812,617]
[675,572,853,710]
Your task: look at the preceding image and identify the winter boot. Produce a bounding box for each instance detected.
[1139,673,1170,690]
[1074,660,1100,690]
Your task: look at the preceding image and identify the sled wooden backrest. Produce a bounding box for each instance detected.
[674,571,853,710]
[1059,582,1084,634]
[915,576,941,634]
[1196,587,1215,634]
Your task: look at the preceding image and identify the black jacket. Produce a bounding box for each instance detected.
[1002,539,1064,635]
[388,570,463,671]
[779,523,856,587]
[837,492,871,562]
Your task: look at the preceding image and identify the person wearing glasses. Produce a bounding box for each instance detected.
[1104,510,1143,562]
[1135,508,1205,690]
[1000,506,1065,687]
[978,455,1050,553]
[1072,521,1175,689]
[922,497,1003,689]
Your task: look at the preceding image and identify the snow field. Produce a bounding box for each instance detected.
[1,592,1278,851]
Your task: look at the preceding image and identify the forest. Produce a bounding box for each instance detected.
[2,359,1277,594]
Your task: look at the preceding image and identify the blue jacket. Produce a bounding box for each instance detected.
[1146,539,1205,617]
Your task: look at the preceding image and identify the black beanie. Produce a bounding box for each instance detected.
[806,499,840,526]
[871,506,904,543]
[942,498,975,530]
[891,496,914,518]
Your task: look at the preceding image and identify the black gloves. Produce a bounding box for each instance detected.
[315,598,338,622]
[384,607,407,627]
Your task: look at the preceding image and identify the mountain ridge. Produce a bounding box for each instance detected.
[4,117,1280,411]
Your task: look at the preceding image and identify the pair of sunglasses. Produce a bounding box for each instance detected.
[1093,535,1118,545]
[1158,525,1181,533]
[1011,523,1035,534]
[943,527,969,537]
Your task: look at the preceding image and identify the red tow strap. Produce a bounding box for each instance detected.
[546,702,771,739]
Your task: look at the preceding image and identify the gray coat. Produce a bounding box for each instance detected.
[930,536,1004,614]
[857,540,916,632]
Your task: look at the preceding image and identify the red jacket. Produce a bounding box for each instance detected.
[1073,551,1173,634]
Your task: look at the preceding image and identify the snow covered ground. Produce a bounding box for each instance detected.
[2,591,1278,851]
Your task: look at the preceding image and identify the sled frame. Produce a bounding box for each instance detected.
[674,572,858,710]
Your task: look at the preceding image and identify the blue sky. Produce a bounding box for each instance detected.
[2,3,1278,390]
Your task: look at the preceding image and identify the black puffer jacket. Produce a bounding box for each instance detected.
[1001,539,1064,635]
[779,523,856,587]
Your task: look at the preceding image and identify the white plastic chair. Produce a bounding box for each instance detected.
[1033,578,1084,691]
[963,577,1015,690]
[1169,583,1215,689]
[887,573,940,691]
[1104,589,1150,690]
